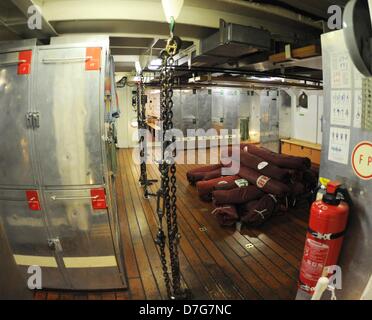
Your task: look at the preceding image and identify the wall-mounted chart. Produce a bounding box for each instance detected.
[353,90,362,128]
[331,52,352,89]
[331,90,352,126]
[328,126,351,165]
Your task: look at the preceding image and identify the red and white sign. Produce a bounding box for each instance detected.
[256,175,270,189]
[26,190,41,211]
[351,141,372,180]
[18,50,32,75]
[91,188,107,210]
[300,239,329,282]
[86,47,101,71]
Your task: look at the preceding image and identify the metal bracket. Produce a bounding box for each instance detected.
[25,112,40,129]
[32,112,40,128]
[26,112,33,128]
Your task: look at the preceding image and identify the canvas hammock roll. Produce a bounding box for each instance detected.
[212,205,239,227]
[239,151,290,182]
[243,144,311,170]
[196,175,240,202]
[238,166,291,197]
[202,169,224,181]
[213,178,249,192]
[186,164,222,185]
[302,169,318,191]
[239,194,278,227]
[290,181,306,197]
[212,185,264,206]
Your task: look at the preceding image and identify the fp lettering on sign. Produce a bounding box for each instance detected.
[351,141,372,180]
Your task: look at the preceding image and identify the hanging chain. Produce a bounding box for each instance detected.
[138,74,157,199]
[155,57,172,298]
[155,28,189,299]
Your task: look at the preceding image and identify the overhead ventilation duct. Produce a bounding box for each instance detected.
[192,20,271,67]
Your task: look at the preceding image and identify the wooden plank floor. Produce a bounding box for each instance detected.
[35,148,309,300]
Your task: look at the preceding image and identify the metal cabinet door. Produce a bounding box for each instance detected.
[172,89,182,132]
[224,89,240,130]
[0,189,68,289]
[181,89,197,135]
[0,51,36,187]
[212,89,225,133]
[43,188,126,290]
[34,47,104,187]
[197,89,212,131]
[260,91,280,152]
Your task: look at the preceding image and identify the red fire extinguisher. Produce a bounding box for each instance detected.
[298,181,350,294]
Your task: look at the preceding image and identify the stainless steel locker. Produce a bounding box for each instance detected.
[0,41,38,188]
[0,37,126,291]
[0,189,68,289]
[212,89,225,130]
[34,46,104,187]
[172,89,182,132]
[197,89,212,131]
[181,89,197,135]
[0,221,33,299]
[260,91,280,152]
[43,188,124,290]
[223,88,240,131]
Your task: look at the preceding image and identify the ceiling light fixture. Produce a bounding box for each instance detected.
[161,0,184,23]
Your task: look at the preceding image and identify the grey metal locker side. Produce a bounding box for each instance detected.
[197,89,212,131]
[0,40,38,188]
[181,89,198,135]
[33,37,126,290]
[223,88,240,131]
[0,40,69,289]
[33,45,104,187]
[0,189,68,289]
[320,30,372,299]
[260,90,280,152]
[0,37,127,291]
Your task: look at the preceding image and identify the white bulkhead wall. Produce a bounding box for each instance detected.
[284,89,324,144]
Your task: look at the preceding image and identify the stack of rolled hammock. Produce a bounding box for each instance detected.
[186,144,317,228]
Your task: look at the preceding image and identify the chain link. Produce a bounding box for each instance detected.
[137,74,157,199]
[155,45,189,299]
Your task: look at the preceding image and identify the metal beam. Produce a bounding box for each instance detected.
[11,0,57,38]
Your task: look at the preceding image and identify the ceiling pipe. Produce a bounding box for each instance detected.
[144,80,322,90]
[215,0,323,30]
[143,65,323,83]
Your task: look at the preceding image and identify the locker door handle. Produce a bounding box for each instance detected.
[42,57,88,64]
[50,195,99,201]
[0,59,26,67]
[0,198,24,202]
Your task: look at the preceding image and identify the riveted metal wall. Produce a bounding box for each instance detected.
[321,30,372,300]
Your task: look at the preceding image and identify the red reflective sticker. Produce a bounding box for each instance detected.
[26,190,41,211]
[91,188,107,210]
[86,47,101,71]
[18,51,32,75]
